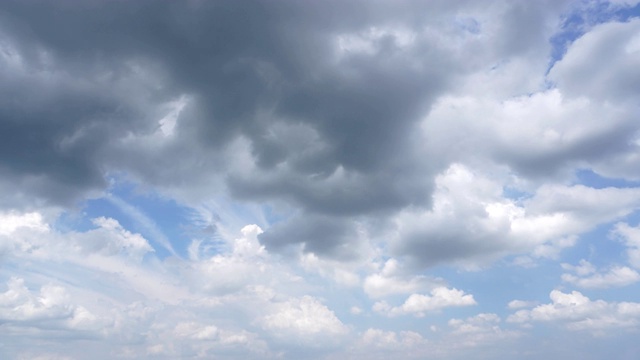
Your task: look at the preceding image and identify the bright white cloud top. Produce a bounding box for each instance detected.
[0,1,639,359]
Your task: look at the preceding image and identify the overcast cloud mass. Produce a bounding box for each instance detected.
[1,0,640,358]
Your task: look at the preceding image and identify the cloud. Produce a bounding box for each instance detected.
[561,260,640,288]
[447,313,520,349]
[610,222,640,268]
[507,300,538,310]
[0,277,109,333]
[508,289,640,333]
[391,164,640,268]
[359,328,426,349]
[373,287,476,317]
[258,295,349,346]
[1,1,640,358]
[548,18,640,101]
[362,258,444,298]
[1,0,636,270]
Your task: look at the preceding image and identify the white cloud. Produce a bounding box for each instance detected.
[611,222,640,268]
[561,260,640,288]
[373,287,476,317]
[447,312,520,346]
[0,211,49,236]
[449,313,500,334]
[508,289,640,333]
[350,306,363,315]
[393,163,640,268]
[346,328,429,360]
[0,277,108,333]
[299,252,362,288]
[507,300,537,309]
[258,295,349,346]
[549,18,640,101]
[85,217,155,260]
[363,258,438,298]
[105,195,176,256]
[359,328,426,350]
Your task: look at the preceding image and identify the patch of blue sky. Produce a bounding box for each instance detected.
[548,0,640,72]
[565,225,625,264]
[57,176,197,260]
[429,260,559,317]
[574,168,640,189]
[502,186,532,204]
[107,180,195,258]
[55,197,130,235]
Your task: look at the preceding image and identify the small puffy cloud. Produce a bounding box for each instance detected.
[82,217,155,260]
[373,287,476,317]
[508,289,640,333]
[350,306,363,315]
[507,300,537,309]
[447,313,520,349]
[359,328,427,350]
[448,313,501,334]
[561,260,640,288]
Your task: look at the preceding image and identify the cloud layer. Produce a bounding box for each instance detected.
[1,0,640,359]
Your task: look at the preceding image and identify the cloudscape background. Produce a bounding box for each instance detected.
[1,0,640,358]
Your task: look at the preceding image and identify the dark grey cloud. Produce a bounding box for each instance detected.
[258,213,360,260]
[5,0,624,265]
[0,1,440,203]
[0,1,454,211]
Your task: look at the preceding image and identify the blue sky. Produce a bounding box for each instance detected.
[1,1,640,359]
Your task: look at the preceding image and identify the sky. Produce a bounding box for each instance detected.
[1,0,640,359]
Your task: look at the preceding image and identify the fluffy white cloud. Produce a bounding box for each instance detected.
[447,313,520,348]
[548,19,640,101]
[507,300,537,310]
[0,212,49,235]
[345,328,430,360]
[0,277,108,333]
[392,163,640,268]
[373,287,476,317]
[508,289,640,332]
[258,295,349,346]
[561,260,640,288]
[359,328,426,351]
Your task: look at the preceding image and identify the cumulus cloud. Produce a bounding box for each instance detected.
[363,258,440,298]
[447,313,520,349]
[611,222,640,268]
[507,300,538,310]
[258,295,349,346]
[392,164,640,268]
[508,289,640,333]
[1,0,640,358]
[359,328,426,349]
[561,260,640,288]
[373,287,476,317]
[0,277,108,333]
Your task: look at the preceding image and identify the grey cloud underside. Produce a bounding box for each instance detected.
[1,0,639,264]
[1,0,444,206]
